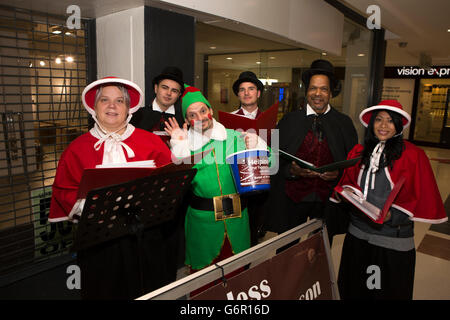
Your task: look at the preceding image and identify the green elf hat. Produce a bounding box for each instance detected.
[181,84,211,118]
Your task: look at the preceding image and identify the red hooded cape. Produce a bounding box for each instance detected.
[49,128,172,222]
[332,141,447,224]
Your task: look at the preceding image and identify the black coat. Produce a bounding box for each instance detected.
[130,99,185,132]
[263,107,358,235]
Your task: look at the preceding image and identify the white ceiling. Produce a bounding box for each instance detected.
[198,0,450,69]
[196,20,367,70]
[2,0,449,69]
[340,0,450,66]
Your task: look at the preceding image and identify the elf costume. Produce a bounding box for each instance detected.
[170,85,271,270]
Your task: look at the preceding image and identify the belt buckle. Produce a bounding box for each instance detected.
[213,194,241,221]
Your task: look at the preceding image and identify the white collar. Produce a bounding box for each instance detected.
[152,99,175,115]
[240,107,259,119]
[90,123,136,164]
[306,103,331,116]
[187,119,227,151]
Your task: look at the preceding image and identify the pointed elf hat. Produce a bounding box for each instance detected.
[181,84,211,117]
[359,99,411,129]
[82,77,143,116]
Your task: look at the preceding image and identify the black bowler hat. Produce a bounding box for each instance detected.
[232,71,264,96]
[301,59,341,97]
[152,66,185,94]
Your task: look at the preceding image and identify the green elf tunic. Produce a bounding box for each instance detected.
[185,127,251,270]
[172,85,271,270]
[171,116,271,270]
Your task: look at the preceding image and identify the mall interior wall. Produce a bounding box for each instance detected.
[95,6,195,105]
[161,0,344,55]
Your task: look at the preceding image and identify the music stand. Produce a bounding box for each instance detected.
[72,165,197,295]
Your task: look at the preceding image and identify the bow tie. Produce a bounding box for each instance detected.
[309,114,324,142]
[158,111,168,131]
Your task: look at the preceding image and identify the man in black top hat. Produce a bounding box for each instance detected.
[263,59,358,246]
[232,71,264,119]
[131,66,185,145]
[231,71,267,246]
[130,67,187,272]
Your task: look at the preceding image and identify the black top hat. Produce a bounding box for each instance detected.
[301,59,341,97]
[232,71,264,96]
[152,66,185,94]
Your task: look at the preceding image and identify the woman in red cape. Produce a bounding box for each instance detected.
[49,77,178,300]
[332,100,447,300]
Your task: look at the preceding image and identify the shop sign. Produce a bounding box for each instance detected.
[192,233,333,300]
[395,66,450,78]
[31,186,74,258]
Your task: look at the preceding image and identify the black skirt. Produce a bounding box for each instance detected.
[77,220,181,300]
[338,233,415,300]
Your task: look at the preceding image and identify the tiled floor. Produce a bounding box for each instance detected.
[331,145,450,300]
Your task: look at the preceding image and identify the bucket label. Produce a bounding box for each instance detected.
[238,155,270,186]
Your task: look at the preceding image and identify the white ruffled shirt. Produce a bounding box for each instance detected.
[231,107,259,119]
[152,99,175,115]
[306,103,331,116]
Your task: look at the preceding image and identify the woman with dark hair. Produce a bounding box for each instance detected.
[331,100,447,300]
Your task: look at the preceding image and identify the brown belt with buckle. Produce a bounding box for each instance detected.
[188,192,247,221]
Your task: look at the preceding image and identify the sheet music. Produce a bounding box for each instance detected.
[96,160,156,168]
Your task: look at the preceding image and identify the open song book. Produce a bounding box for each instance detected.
[279,149,361,173]
[334,176,406,224]
[218,102,279,143]
[76,150,212,199]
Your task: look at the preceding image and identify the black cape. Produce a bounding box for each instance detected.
[263,107,358,239]
[130,99,184,132]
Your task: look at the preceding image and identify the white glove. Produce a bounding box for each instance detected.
[242,132,267,150]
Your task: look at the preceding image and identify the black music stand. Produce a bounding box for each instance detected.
[72,165,196,297]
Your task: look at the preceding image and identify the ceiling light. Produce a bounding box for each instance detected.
[52,30,61,34]
[66,56,74,62]
[226,57,232,60]
[39,60,45,66]
[322,52,327,56]
[55,57,62,64]
[209,46,216,50]
[29,62,33,68]
[269,56,276,60]
[256,61,261,64]
[65,32,71,36]
[447,29,450,32]
[357,53,365,57]
[259,78,278,85]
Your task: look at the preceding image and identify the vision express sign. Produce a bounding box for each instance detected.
[192,233,333,300]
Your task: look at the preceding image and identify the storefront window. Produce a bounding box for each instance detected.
[206,49,324,120]
[340,20,373,141]
[0,5,90,274]
[414,79,450,144]
[196,18,373,138]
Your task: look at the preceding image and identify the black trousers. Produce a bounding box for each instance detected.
[245,192,269,246]
[276,201,325,253]
[338,233,416,300]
